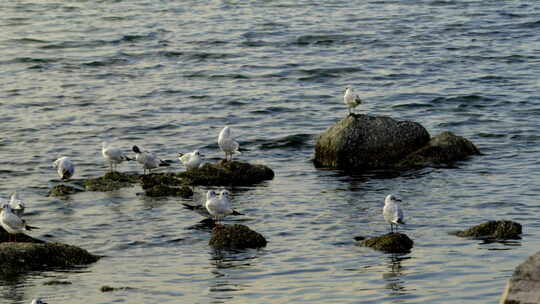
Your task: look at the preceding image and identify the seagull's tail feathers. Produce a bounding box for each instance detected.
[232,209,244,216]
[25,224,39,231]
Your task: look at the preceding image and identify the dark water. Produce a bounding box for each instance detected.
[1,0,540,303]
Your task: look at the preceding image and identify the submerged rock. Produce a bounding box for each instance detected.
[314,114,430,170]
[209,224,267,250]
[178,160,274,186]
[0,242,99,275]
[100,285,135,292]
[399,131,481,168]
[501,250,540,303]
[48,184,84,197]
[454,220,522,239]
[314,114,479,171]
[359,233,414,253]
[85,171,139,191]
[144,184,193,197]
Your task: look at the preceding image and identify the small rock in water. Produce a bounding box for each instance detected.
[454,220,522,240]
[85,171,139,192]
[48,184,84,197]
[100,285,135,292]
[209,224,267,250]
[43,280,72,285]
[144,184,193,197]
[359,233,414,253]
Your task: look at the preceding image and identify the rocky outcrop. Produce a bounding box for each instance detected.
[500,250,540,303]
[209,224,267,250]
[85,171,138,191]
[398,131,481,168]
[314,114,479,171]
[139,173,193,197]
[178,160,274,186]
[0,242,100,275]
[358,233,414,253]
[454,220,522,240]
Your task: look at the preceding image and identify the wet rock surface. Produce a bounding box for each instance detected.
[178,160,274,186]
[359,233,414,253]
[314,114,479,171]
[454,220,522,240]
[501,250,540,304]
[1,227,44,243]
[209,224,267,250]
[0,242,100,275]
[48,183,85,197]
[85,171,139,191]
[399,131,481,168]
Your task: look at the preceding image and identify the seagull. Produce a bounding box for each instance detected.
[53,156,75,180]
[218,126,241,162]
[1,203,39,242]
[183,191,243,218]
[9,191,25,216]
[31,299,47,304]
[102,141,132,172]
[344,87,362,115]
[205,190,237,225]
[132,145,170,175]
[178,150,203,170]
[383,194,405,233]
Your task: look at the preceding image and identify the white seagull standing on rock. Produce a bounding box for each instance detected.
[383,194,405,233]
[205,189,237,225]
[53,156,75,180]
[218,126,241,161]
[9,191,25,216]
[132,145,170,175]
[1,203,39,242]
[102,141,132,172]
[344,87,362,115]
[178,149,203,170]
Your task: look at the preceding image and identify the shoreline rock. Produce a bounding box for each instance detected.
[314,114,479,171]
[209,224,267,250]
[453,220,522,240]
[358,233,414,253]
[501,250,540,303]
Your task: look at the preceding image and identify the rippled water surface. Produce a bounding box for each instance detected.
[1,0,540,303]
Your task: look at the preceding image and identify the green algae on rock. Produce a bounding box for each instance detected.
[139,173,193,197]
[454,220,522,239]
[359,233,414,253]
[209,224,267,250]
[144,184,193,197]
[48,184,85,197]
[0,242,100,276]
[178,160,274,186]
[85,171,139,191]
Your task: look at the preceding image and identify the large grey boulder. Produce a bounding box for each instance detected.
[314,114,480,171]
[501,251,540,303]
[314,114,430,170]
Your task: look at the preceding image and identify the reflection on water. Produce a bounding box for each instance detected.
[382,254,410,297]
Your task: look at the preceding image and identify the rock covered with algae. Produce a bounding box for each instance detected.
[359,233,414,253]
[209,224,267,250]
[314,114,480,171]
[178,160,274,186]
[454,220,522,239]
[48,184,85,197]
[0,226,44,243]
[84,171,139,191]
[501,250,540,303]
[0,242,100,275]
[139,173,193,197]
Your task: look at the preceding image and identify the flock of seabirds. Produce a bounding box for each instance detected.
[1,87,404,304]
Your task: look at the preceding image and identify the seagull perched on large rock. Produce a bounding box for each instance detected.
[218,126,241,162]
[53,156,75,180]
[383,194,405,233]
[344,87,362,115]
[102,141,132,172]
[132,145,170,175]
[1,203,39,242]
